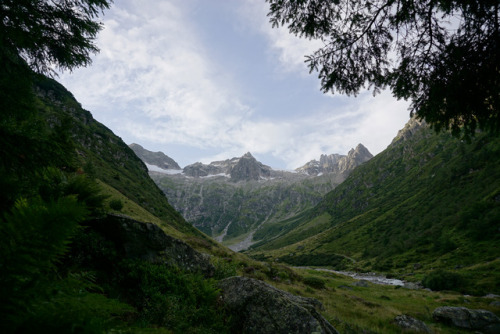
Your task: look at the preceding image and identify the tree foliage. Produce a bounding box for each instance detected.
[1,0,112,75]
[267,0,500,136]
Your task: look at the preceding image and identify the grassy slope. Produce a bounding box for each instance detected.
[247,124,500,294]
[32,76,208,239]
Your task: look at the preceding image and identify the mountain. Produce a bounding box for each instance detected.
[296,144,373,176]
[129,143,181,170]
[181,152,272,181]
[246,118,500,295]
[145,147,372,250]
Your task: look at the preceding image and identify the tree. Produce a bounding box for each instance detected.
[1,0,112,75]
[267,0,500,136]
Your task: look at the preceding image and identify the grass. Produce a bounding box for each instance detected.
[265,267,500,334]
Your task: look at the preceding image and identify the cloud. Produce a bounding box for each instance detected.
[239,0,323,74]
[60,0,252,149]
[58,0,410,170]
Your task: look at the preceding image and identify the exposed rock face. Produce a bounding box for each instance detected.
[183,162,224,177]
[390,117,427,146]
[432,306,500,333]
[296,144,373,176]
[394,315,432,333]
[218,276,339,334]
[183,152,272,181]
[129,143,181,170]
[85,214,214,277]
[230,152,272,182]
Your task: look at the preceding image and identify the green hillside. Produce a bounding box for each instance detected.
[2,74,201,236]
[247,120,500,295]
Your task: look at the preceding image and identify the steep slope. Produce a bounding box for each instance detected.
[247,119,500,293]
[11,75,200,236]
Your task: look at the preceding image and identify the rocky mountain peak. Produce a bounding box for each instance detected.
[230,153,271,182]
[296,144,373,176]
[242,152,254,159]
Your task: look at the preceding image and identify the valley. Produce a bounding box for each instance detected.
[132,144,373,250]
[3,1,500,332]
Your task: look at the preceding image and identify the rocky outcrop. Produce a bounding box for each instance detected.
[129,143,181,170]
[183,162,225,177]
[182,152,271,181]
[296,144,373,176]
[394,315,432,333]
[230,152,271,182]
[85,214,214,277]
[218,276,338,334]
[432,306,500,333]
[390,117,427,146]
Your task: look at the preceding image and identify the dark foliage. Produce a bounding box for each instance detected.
[109,198,124,211]
[111,260,230,333]
[1,0,112,75]
[422,269,464,292]
[267,0,500,136]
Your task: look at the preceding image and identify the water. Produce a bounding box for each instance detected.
[315,268,406,286]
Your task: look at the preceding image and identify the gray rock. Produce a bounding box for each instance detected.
[86,214,214,277]
[404,282,422,290]
[394,315,432,333]
[432,306,500,333]
[490,301,500,307]
[218,276,339,334]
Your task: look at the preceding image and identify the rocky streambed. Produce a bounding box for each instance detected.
[312,268,414,287]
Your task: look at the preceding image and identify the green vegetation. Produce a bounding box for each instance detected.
[422,270,464,292]
[109,198,124,211]
[247,123,500,295]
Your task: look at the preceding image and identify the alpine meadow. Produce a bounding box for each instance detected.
[1,1,499,334]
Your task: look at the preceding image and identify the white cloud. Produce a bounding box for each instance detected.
[57,0,410,170]
[240,0,323,74]
[60,0,252,149]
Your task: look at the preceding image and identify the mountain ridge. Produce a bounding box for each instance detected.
[139,145,373,250]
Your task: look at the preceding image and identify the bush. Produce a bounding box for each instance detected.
[303,276,326,289]
[211,257,237,280]
[422,269,463,292]
[109,198,123,211]
[114,260,230,333]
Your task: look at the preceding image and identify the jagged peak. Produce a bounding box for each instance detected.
[242,152,254,159]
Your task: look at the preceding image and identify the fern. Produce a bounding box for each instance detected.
[0,196,87,329]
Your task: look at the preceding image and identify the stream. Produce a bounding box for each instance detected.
[313,268,406,286]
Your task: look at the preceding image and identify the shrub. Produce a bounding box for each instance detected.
[211,257,237,280]
[303,276,326,289]
[422,269,463,292]
[109,198,123,211]
[114,260,230,333]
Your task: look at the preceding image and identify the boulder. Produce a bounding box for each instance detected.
[394,315,432,333]
[432,306,500,333]
[218,276,339,334]
[85,214,214,277]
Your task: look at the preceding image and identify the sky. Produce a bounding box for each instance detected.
[59,0,410,170]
